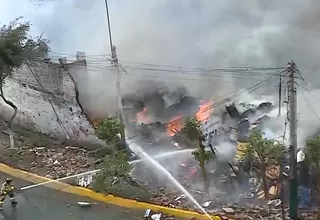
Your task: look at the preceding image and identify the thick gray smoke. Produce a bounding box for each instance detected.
[2,0,320,140]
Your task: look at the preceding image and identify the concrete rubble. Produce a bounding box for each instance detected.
[150,188,317,219]
[143,208,178,220]
[77,201,92,208]
[19,146,97,180]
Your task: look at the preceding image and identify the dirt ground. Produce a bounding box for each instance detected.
[0,126,101,179]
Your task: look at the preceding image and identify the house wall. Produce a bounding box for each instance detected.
[0,54,95,140]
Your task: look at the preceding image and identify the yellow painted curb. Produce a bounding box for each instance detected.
[0,163,221,220]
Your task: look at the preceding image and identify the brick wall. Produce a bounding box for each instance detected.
[0,58,95,141]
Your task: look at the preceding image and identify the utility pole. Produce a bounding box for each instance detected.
[104,0,126,144]
[278,74,282,116]
[288,61,298,219]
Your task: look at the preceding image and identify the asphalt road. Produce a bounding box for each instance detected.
[0,174,146,220]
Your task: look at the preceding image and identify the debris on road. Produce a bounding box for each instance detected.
[221,207,235,214]
[77,202,92,208]
[150,213,161,220]
[202,201,212,208]
[144,209,152,218]
[76,174,94,187]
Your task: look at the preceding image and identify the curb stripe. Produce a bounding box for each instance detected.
[0,163,221,219]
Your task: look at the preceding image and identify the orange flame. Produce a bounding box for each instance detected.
[167,115,183,136]
[166,100,214,137]
[136,107,152,124]
[196,100,214,122]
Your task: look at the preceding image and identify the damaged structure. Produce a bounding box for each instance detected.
[0,52,95,140]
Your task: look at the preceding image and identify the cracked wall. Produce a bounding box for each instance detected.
[0,53,95,141]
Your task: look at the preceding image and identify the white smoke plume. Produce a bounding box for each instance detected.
[2,0,320,142]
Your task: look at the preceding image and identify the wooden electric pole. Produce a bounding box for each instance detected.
[288,60,298,219]
[105,0,126,144]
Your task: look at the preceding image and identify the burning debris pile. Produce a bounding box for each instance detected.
[127,98,304,216]
[123,84,214,143]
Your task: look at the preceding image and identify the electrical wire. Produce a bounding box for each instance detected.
[26,62,70,139]
[121,73,280,147]
[162,72,281,127]
[50,51,111,57]
[118,59,286,72]
[125,72,275,82]
[122,65,285,77]
[298,85,320,123]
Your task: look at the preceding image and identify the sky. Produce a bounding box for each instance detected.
[1,0,320,135]
[1,0,319,70]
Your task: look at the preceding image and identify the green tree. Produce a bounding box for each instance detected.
[304,136,320,220]
[96,116,124,145]
[181,117,215,193]
[93,150,131,191]
[93,117,150,200]
[243,131,284,200]
[0,17,49,148]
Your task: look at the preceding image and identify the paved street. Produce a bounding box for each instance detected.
[0,174,146,220]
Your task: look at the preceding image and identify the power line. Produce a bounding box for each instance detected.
[50,51,111,57]
[118,59,286,72]
[124,66,283,75]
[166,73,281,127]
[125,72,275,82]
[298,85,320,123]
[123,73,280,146]
[26,62,70,139]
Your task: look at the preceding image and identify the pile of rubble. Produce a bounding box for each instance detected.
[150,189,317,220]
[14,146,97,179]
[143,209,176,220]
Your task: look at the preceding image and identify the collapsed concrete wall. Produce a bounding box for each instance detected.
[0,54,95,141]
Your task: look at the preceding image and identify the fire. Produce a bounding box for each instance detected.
[136,107,152,124]
[196,100,214,122]
[167,115,183,136]
[166,100,214,137]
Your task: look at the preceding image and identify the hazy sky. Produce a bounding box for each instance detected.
[2,0,320,125]
[1,0,319,72]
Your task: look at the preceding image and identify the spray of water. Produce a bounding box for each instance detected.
[129,148,194,164]
[19,148,194,191]
[129,143,213,220]
[19,169,100,191]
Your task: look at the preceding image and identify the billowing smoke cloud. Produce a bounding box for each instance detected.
[2,0,320,141]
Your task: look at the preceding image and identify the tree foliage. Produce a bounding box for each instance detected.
[93,151,132,190]
[0,17,49,81]
[182,117,215,161]
[182,117,203,142]
[244,131,284,165]
[304,136,320,220]
[192,148,215,162]
[0,17,49,148]
[182,117,215,192]
[242,131,284,200]
[96,116,124,143]
[93,117,149,200]
[304,136,320,168]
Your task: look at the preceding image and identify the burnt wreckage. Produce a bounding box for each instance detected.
[122,82,291,198]
[123,84,203,144]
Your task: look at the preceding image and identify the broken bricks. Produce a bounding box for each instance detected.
[26,146,95,180]
[77,201,92,208]
[144,209,162,220]
[143,209,176,220]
